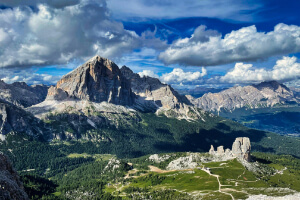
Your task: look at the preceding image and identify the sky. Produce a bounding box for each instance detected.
[0,0,300,89]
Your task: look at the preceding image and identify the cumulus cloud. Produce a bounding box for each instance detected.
[159,24,300,67]
[138,70,159,78]
[0,69,60,85]
[107,0,261,22]
[160,68,207,84]
[0,0,166,68]
[0,0,80,8]
[137,67,207,86]
[220,56,300,84]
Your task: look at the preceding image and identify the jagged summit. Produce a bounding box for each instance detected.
[120,65,191,111]
[253,80,290,93]
[47,56,135,105]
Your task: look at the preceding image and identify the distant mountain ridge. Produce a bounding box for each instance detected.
[177,87,226,98]
[0,80,49,108]
[189,81,300,112]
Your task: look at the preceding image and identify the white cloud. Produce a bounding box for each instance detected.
[0,0,80,8]
[0,69,60,85]
[159,24,300,67]
[107,0,261,22]
[220,56,300,84]
[0,1,166,68]
[137,67,207,86]
[160,68,207,84]
[138,70,159,78]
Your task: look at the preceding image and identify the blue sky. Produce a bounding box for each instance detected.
[0,0,300,88]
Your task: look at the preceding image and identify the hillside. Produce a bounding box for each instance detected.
[12,145,300,199]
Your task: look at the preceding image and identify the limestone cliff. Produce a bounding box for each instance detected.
[0,152,29,200]
[120,65,191,111]
[47,56,135,105]
[209,137,251,162]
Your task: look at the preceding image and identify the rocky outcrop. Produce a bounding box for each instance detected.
[148,154,171,163]
[0,152,29,200]
[0,100,48,140]
[47,56,135,106]
[209,137,251,162]
[120,65,191,111]
[121,65,209,120]
[0,80,49,108]
[191,81,299,112]
[232,137,251,162]
[166,154,200,170]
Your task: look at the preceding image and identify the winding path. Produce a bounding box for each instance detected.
[201,167,235,200]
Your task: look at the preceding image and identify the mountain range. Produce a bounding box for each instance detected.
[188,80,300,113]
[1,55,300,199]
[0,56,298,148]
[184,81,300,135]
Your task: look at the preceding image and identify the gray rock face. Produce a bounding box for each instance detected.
[217,146,224,155]
[0,80,49,108]
[120,65,191,111]
[48,56,135,106]
[209,145,215,154]
[0,100,48,139]
[232,137,251,162]
[0,152,29,200]
[166,154,199,170]
[209,137,251,162]
[191,81,299,112]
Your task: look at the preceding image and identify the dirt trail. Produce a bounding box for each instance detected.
[148,165,176,173]
[201,167,235,200]
[124,169,138,179]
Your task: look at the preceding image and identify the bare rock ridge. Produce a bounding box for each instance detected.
[0,80,49,108]
[209,137,251,162]
[120,65,191,111]
[190,81,299,112]
[47,56,135,105]
[0,100,47,140]
[0,152,29,200]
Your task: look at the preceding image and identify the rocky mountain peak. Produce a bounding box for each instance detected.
[253,80,290,92]
[11,82,30,90]
[120,65,134,78]
[47,55,135,105]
